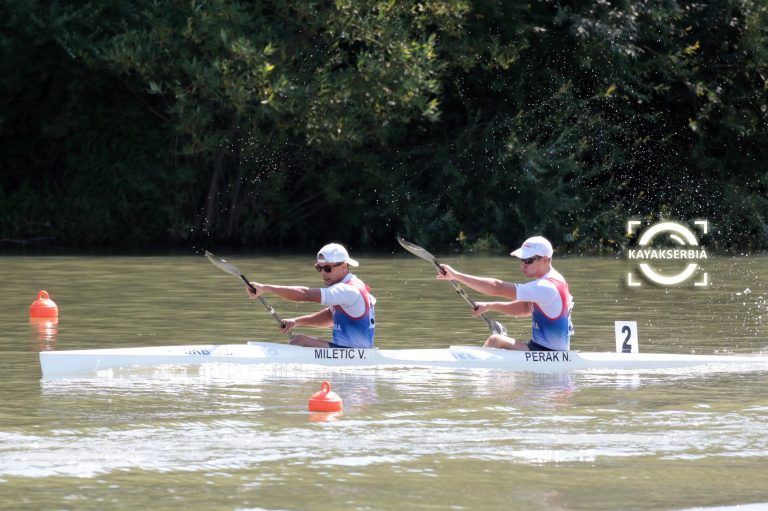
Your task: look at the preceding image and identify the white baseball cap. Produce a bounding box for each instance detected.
[317,243,359,267]
[510,236,553,259]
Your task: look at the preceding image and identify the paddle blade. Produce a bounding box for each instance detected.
[205,251,243,277]
[397,237,437,263]
[489,319,508,336]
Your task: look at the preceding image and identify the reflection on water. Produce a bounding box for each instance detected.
[309,411,344,423]
[29,317,58,350]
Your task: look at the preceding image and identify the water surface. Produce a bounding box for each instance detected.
[1,254,767,510]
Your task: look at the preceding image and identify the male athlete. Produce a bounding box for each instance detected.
[247,243,375,348]
[437,236,573,351]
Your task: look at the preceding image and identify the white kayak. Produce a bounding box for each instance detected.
[39,342,768,378]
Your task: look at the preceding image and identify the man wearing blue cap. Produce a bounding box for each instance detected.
[437,236,574,351]
[247,243,376,348]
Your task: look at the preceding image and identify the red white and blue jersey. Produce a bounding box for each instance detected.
[320,274,376,348]
[516,269,574,351]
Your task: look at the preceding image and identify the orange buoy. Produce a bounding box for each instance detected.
[30,290,58,318]
[308,381,343,412]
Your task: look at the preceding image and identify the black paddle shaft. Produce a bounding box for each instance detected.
[204,251,293,339]
[239,274,292,337]
[396,238,507,336]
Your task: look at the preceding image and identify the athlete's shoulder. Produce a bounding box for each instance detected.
[541,267,568,283]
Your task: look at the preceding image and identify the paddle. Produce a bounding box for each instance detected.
[397,237,508,336]
[204,251,294,340]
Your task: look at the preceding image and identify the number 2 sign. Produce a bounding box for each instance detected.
[614,321,639,353]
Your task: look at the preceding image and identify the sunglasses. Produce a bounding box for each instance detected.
[314,262,343,273]
[521,256,541,265]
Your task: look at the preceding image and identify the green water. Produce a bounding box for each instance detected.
[1,254,767,510]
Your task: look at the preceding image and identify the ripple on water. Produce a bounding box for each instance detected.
[0,364,763,479]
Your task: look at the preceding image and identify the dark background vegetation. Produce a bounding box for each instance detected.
[1,0,766,253]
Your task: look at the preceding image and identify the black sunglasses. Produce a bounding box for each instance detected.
[521,256,541,265]
[314,262,343,273]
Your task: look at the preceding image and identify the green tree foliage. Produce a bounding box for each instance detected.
[1,0,766,251]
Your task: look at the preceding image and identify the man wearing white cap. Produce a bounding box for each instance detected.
[247,243,376,348]
[437,236,573,351]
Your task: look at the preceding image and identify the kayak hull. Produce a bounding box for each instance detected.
[38,342,768,378]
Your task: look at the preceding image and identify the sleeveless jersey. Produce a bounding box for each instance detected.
[530,278,574,351]
[330,277,375,348]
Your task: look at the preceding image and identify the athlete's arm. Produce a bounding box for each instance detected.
[282,308,333,332]
[248,283,322,303]
[437,265,518,300]
[473,301,532,317]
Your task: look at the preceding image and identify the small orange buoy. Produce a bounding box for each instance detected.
[30,290,59,318]
[308,381,343,412]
